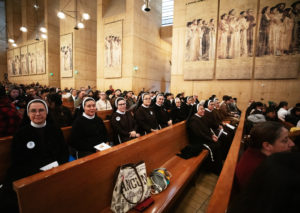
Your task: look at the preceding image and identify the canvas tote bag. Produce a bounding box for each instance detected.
[111,161,150,213]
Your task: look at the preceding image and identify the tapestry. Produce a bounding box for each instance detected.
[104,20,122,78]
[184,0,218,80]
[60,33,73,77]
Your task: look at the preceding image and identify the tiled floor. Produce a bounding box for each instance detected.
[173,171,219,213]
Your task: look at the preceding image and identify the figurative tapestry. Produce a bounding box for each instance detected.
[27,43,37,75]
[13,48,21,76]
[21,46,29,75]
[7,50,14,76]
[184,0,218,80]
[36,41,46,74]
[104,20,122,78]
[254,0,300,79]
[60,33,73,78]
[215,0,257,79]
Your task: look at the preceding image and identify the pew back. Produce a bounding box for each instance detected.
[97,110,113,120]
[62,99,74,113]
[206,110,246,213]
[0,136,13,183]
[13,121,190,213]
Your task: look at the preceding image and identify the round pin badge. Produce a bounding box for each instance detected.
[150,111,153,115]
[26,141,35,149]
[116,116,121,121]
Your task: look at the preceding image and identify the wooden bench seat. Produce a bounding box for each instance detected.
[13,121,209,213]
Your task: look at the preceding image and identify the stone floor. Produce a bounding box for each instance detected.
[173,171,219,213]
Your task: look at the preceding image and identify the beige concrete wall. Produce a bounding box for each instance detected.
[171,0,300,109]
[131,0,171,93]
[60,0,97,90]
[97,0,171,94]
[7,0,49,86]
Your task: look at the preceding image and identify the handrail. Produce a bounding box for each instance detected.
[206,110,246,213]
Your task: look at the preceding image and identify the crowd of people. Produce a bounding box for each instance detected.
[0,81,299,212]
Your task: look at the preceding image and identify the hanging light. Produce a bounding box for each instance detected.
[40,27,47,33]
[77,22,84,29]
[20,26,28,32]
[82,13,90,20]
[12,43,17,47]
[57,11,66,19]
[8,38,15,43]
[41,33,47,39]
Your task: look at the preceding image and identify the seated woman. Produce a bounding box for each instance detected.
[182,96,196,118]
[70,97,108,158]
[111,97,140,144]
[47,93,73,128]
[152,94,172,129]
[187,103,223,174]
[171,97,186,124]
[135,93,159,135]
[9,99,69,179]
[235,121,295,190]
[96,91,112,111]
[1,99,69,212]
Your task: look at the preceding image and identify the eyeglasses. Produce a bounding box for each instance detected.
[29,108,46,114]
[118,103,126,106]
[144,98,151,100]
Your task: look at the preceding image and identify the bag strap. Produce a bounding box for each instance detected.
[120,164,145,205]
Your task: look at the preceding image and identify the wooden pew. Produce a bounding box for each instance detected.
[13,121,209,213]
[62,98,74,113]
[0,136,13,183]
[0,122,112,184]
[97,110,113,120]
[206,110,246,213]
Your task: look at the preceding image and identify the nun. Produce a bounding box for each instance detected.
[111,97,140,144]
[70,97,108,158]
[8,99,69,180]
[171,97,187,124]
[134,93,159,135]
[1,99,70,213]
[187,103,222,174]
[152,93,172,129]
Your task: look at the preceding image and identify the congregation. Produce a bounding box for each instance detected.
[0,81,299,212]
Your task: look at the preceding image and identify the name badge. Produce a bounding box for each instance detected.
[26,141,35,149]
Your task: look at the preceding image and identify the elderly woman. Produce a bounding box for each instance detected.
[187,103,223,175]
[2,99,69,213]
[135,93,159,135]
[96,91,112,111]
[153,93,172,128]
[111,97,140,144]
[70,97,108,158]
[9,99,69,179]
[171,97,186,124]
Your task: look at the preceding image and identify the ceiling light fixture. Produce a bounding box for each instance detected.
[57,11,66,19]
[20,26,28,32]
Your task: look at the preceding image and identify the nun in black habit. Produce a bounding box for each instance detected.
[70,97,108,158]
[1,99,69,213]
[111,97,140,144]
[187,103,223,174]
[134,93,159,135]
[152,93,172,129]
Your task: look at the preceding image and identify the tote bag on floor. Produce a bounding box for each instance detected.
[111,161,150,213]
